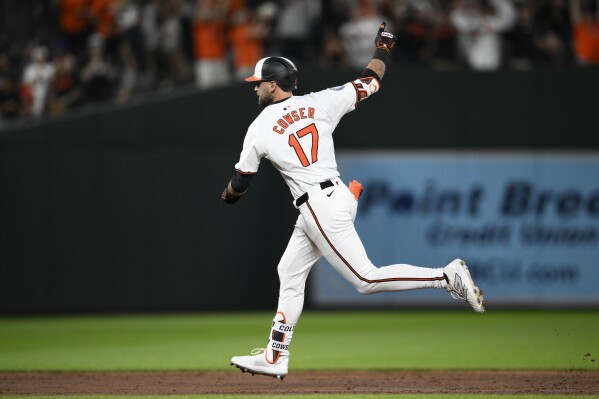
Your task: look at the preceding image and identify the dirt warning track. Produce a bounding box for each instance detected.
[1,370,598,395]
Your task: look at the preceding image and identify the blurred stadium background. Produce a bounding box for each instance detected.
[1,0,599,314]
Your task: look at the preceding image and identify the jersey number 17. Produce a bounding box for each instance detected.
[288,123,319,167]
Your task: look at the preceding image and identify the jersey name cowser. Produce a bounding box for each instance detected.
[273,107,316,134]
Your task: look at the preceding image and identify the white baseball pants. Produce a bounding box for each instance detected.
[276,178,447,325]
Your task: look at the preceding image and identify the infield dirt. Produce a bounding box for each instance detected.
[1,370,598,395]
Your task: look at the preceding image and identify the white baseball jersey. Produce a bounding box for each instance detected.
[234,78,380,199]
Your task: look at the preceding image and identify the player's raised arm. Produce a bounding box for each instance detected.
[349,22,397,105]
[364,21,397,81]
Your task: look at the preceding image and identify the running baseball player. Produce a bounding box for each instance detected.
[221,22,485,380]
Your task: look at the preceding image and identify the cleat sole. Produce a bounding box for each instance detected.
[231,363,286,381]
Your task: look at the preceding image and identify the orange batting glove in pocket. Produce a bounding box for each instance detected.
[349,180,364,200]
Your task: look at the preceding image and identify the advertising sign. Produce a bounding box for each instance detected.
[311,152,599,307]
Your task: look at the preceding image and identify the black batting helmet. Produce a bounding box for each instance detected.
[245,56,298,91]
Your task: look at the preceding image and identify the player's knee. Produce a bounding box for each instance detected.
[355,281,375,295]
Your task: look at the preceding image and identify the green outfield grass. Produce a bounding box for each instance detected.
[0,310,598,372]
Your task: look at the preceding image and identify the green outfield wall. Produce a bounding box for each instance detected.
[1,67,598,313]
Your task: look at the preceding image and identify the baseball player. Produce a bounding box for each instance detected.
[221,22,485,380]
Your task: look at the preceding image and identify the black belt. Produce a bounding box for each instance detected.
[295,180,334,207]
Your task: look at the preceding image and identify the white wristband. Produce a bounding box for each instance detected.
[352,77,380,102]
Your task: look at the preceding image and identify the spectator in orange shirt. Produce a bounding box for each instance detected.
[58,0,92,60]
[89,0,118,38]
[192,0,230,89]
[89,0,119,61]
[571,0,599,64]
[228,2,268,82]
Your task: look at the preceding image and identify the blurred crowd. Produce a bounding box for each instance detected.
[1,0,599,127]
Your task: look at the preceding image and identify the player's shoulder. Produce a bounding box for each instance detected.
[247,113,266,133]
[326,82,354,92]
[310,82,354,97]
[307,82,355,106]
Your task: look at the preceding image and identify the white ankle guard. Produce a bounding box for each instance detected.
[267,339,289,354]
[265,320,294,362]
[272,320,295,334]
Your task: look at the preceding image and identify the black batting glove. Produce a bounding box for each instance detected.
[374,21,397,53]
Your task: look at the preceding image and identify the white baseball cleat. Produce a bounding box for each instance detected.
[443,259,485,313]
[230,348,288,380]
